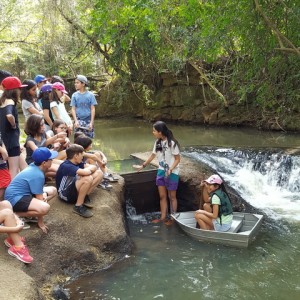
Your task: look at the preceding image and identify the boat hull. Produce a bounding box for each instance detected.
[171,211,263,248]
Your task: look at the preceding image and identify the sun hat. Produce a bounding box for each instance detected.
[76,75,88,85]
[34,75,47,84]
[52,82,68,94]
[32,147,58,164]
[40,84,53,93]
[204,174,223,185]
[1,77,28,90]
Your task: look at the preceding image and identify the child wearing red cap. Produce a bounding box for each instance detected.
[0,76,28,179]
[195,174,233,231]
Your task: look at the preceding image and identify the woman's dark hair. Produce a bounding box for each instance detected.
[153,121,179,151]
[0,89,20,105]
[66,144,84,159]
[51,89,62,104]
[25,114,44,136]
[74,135,93,150]
[20,79,37,103]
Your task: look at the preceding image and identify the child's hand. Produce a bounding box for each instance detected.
[132,164,144,172]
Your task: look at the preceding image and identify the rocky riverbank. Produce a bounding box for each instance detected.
[0,154,262,299]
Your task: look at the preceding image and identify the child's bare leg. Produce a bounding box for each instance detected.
[158,186,168,220]
[0,207,24,247]
[203,202,212,213]
[75,176,93,206]
[88,170,103,194]
[194,212,213,230]
[168,190,177,214]
[43,186,57,202]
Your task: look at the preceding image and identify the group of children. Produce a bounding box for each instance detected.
[0,70,118,264]
[0,68,233,265]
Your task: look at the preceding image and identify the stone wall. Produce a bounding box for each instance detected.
[95,68,300,131]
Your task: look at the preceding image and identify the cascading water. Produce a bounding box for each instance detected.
[184,147,300,221]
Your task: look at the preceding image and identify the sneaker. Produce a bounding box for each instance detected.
[98,180,113,191]
[19,218,30,230]
[103,173,118,182]
[73,205,93,218]
[8,245,33,264]
[23,217,38,223]
[83,195,94,208]
[4,236,26,248]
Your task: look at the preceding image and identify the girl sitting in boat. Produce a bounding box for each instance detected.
[195,174,233,231]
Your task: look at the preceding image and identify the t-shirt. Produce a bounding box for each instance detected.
[70,91,97,121]
[50,101,72,126]
[0,99,20,150]
[56,160,84,196]
[4,163,44,206]
[152,139,180,175]
[40,98,54,125]
[25,133,47,164]
[211,194,233,225]
[22,99,42,120]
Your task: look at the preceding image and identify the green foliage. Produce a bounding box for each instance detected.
[0,0,299,115]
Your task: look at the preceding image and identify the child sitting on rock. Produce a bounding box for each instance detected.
[56,144,103,218]
[0,200,33,264]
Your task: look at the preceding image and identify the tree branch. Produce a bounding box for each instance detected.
[254,0,300,56]
[188,60,229,108]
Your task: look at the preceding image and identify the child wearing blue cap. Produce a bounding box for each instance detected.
[4,147,58,233]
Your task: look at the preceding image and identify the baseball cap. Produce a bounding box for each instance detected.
[32,147,58,164]
[1,77,28,90]
[34,75,47,84]
[204,174,223,185]
[40,84,53,93]
[76,75,88,85]
[52,82,68,94]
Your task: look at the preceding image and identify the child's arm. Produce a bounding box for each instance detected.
[76,163,97,176]
[6,114,16,128]
[0,145,9,161]
[168,154,180,174]
[51,105,60,119]
[89,105,95,129]
[134,153,156,172]
[0,223,24,234]
[71,106,79,127]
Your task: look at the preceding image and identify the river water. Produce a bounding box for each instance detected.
[66,119,300,300]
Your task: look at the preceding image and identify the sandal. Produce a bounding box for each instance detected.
[151,218,165,224]
[164,219,174,226]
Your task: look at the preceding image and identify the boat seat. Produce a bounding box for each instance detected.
[228,219,243,233]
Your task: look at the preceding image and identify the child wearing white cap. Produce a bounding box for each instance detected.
[195,174,233,231]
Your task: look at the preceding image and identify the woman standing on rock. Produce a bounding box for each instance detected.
[135,121,180,225]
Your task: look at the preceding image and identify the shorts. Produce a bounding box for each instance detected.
[212,219,232,232]
[0,169,11,188]
[59,179,78,204]
[156,169,179,191]
[13,195,33,212]
[75,119,94,138]
[7,146,21,157]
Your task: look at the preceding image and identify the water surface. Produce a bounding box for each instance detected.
[64,119,300,299]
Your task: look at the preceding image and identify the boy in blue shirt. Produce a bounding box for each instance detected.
[5,147,58,233]
[71,75,97,138]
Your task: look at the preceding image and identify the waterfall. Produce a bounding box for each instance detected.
[184,147,300,222]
